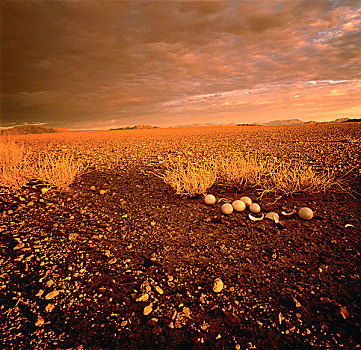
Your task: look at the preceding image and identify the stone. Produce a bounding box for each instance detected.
[213,278,224,293]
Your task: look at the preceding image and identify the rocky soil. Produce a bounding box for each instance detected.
[1,165,361,349]
[1,123,361,349]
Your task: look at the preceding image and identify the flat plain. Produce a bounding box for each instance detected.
[1,123,361,349]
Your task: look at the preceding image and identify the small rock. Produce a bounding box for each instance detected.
[35,315,44,327]
[152,325,162,335]
[69,233,79,241]
[167,275,174,282]
[143,304,153,316]
[136,294,149,302]
[41,188,48,194]
[45,290,60,300]
[36,289,44,297]
[99,190,106,195]
[213,278,224,293]
[108,257,117,264]
[27,201,34,207]
[45,303,55,313]
[340,306,349,319]
[141,280,152,293]
[146,318,158,327]
[46,280,54,287]
[90,186,96,191]
[154,285,164,295]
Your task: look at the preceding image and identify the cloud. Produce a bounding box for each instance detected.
[1,1,361,128]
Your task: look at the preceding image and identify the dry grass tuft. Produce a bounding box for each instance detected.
[216,154,268,191]
[259,161,344,198]
[0,137,32,188]
[35,153,85,191]
[162,151,348,200]
[162,156,217,197]
[0,137,84,190]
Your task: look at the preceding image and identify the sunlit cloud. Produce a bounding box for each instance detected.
[1,1,360,129]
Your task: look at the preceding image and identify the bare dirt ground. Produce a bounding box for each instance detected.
[1,123,361,349]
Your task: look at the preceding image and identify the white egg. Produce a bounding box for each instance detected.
[232,200,246,212]
[221,203,233,215]
[240,196,252,207]
[298,207,313,220]
[204,194,216,205]
[249,203,261,213]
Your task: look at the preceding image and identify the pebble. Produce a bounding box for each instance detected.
[45,303,55,313]
[141,280,152,293]
[136,294,149,302]
[143,304,153,316]
[99,190,106,195]
[45,290,60,300]
[213,278,224,293]
[152,325,162,335]
[35,315,44,327]
[90,186,96,191]
[146,318,158,327]
[154,285,164,295]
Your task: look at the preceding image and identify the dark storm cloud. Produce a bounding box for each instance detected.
[1,1,360,129]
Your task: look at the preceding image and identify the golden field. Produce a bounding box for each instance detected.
[1,122,361,349]
[1,123,360,199]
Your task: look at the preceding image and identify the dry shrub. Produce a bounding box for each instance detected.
[162,156,217,197]
[0,137,84,190]
[259,161,343,197]
[35,153,84,191]
[0,137,33,188]
[162,151,348,200]
[216,154,268,190]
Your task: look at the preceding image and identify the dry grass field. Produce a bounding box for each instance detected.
[1,123,361,349]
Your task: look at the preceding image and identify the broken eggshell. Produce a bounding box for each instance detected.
[281,210,296,216]
[249,213,264,221]
[265,212,280,223]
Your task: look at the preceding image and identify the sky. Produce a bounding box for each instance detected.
[1,0,361,130]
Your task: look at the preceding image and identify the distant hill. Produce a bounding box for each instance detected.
[334,117,351,123]
[0,125,71,136]
[110,125,158,130]
[261,117,360,126]
[262,119,304,126]
[342,118,361,123]
[336,117,361,123]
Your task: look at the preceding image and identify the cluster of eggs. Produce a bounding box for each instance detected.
[204,194,314,220]
[205,194,260,215]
